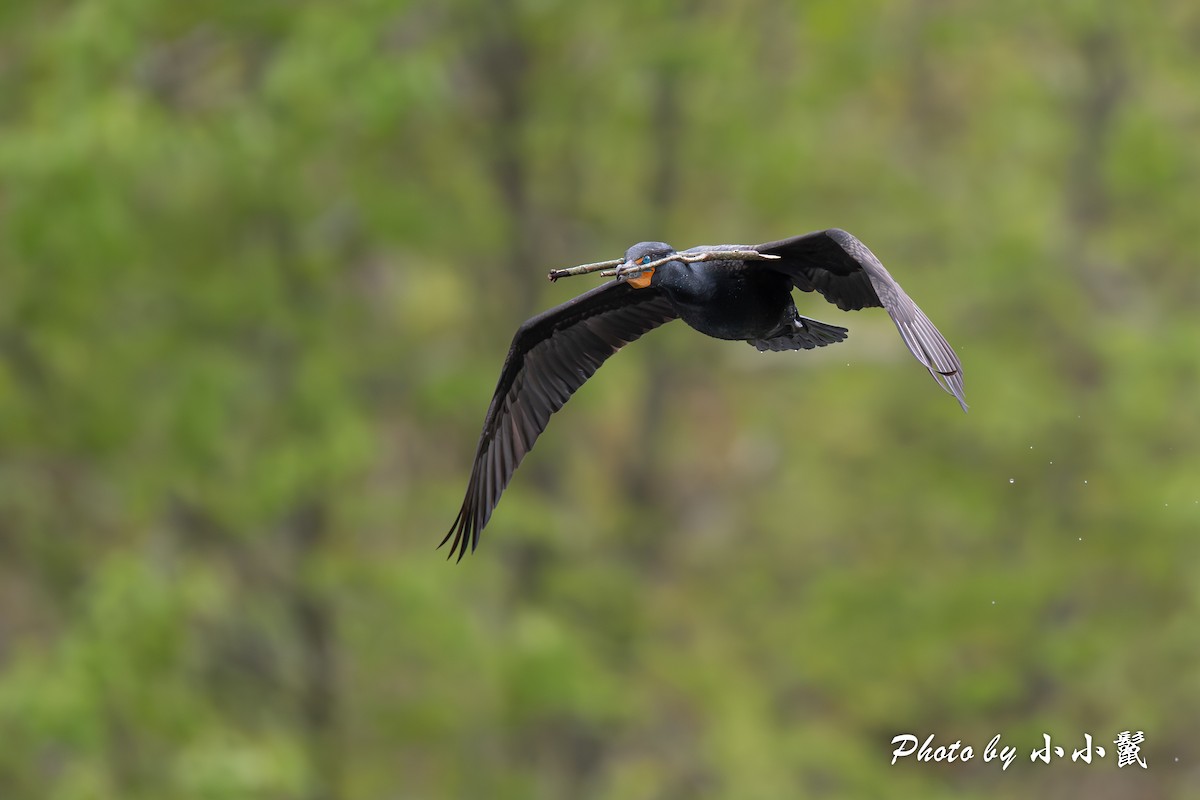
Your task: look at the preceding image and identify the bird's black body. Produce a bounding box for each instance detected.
[442,229,966,560]
[634,242,850,350]
[651,252,794,340]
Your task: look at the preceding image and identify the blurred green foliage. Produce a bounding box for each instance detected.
[1,1,1198,798]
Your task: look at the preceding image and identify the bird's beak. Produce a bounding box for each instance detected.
[622,261,655,290]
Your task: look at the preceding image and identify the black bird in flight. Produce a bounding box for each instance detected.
[442,229,966,560]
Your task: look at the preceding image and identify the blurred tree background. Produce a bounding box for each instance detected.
[1,1,1198,798]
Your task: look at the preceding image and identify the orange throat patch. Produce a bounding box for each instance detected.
[627,268,654,289]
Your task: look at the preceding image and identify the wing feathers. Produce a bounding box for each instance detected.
[756,229,967,410]
[442,281,678,560]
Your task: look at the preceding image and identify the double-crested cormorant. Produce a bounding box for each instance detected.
[442,229,966,560]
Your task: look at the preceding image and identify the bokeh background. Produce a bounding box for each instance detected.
[1,1,1198,798]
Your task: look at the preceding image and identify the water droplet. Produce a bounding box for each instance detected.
[1008,478,1015,484]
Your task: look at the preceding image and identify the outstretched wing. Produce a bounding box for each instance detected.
[754,229,967,410]
[443,281,678,560]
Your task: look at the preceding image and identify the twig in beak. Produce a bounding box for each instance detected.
[549,249,779,282]
[547,259,623,282]
[599,249,780,278]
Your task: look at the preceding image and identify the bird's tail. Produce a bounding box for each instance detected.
[750,316,848,352]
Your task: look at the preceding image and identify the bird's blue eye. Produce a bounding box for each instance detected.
[639,255,652,265]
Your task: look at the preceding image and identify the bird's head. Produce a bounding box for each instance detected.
[621,241,676,289]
